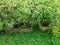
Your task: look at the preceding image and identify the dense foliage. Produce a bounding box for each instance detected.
[0,0,60,36]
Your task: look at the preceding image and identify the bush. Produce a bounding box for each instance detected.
[0,0,33,31]
[0,0,60,36]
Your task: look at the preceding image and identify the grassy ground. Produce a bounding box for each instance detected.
[0,27,60,45]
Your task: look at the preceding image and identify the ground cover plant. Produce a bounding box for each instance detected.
[0,27,60,45]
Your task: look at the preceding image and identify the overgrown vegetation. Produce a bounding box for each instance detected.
[0,0,60,36]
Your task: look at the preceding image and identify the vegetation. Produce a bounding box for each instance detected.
[0,0,60,45]
[0,27,60,45]
[0,0,60,36]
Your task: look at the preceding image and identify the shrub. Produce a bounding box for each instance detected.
[0,0,60,36]
[0,0,33,32]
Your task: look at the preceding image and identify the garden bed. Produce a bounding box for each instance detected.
[5,23,32,33]
[39,20,51,31]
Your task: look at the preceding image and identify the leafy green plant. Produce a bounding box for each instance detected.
[0,22,3,31]
[0,0,60,36]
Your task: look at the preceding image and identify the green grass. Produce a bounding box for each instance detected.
[0,27,60,45]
